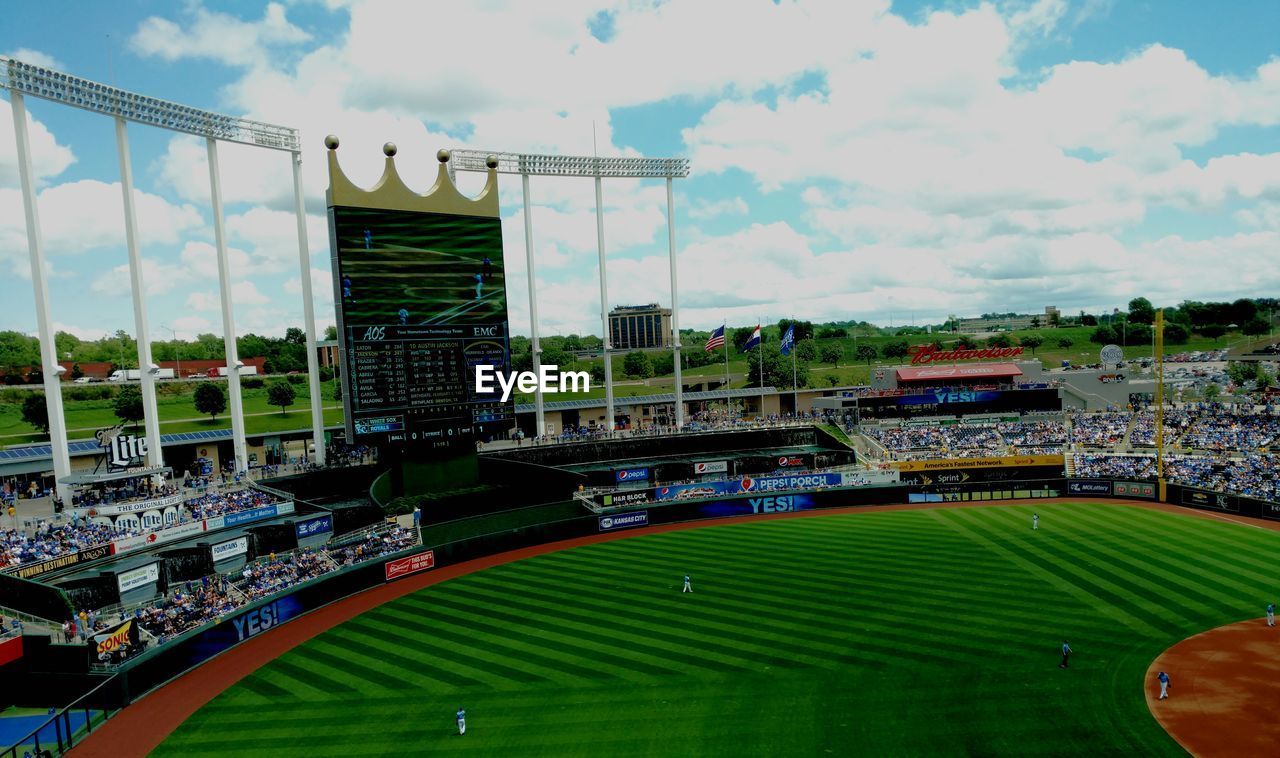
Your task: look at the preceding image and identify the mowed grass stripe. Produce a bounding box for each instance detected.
[479,558,1055,665]
[960,507,1218,623]
[414,584,816,672]
[317,625,492,689]
[938,508,1165,636]
[526,540,1093,645]
[385,594,689,679]
[343,612,551,684]
[371,603,628,682]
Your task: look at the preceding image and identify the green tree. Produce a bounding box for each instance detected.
[21,394,49,433]
[267,382,297,415]
[746,346,808,389]
[817,326,846,339]
[1199,324,1227,341]
[794,339,817,362]
[824,373,840,387]
[0,330,40,371]
[589,364,606,384]
[1048,310,1061,327]
[987,333,1013,348]
[622,350,653,379]
[1203,383,1221,401]
[284,327,306,345]
[882,340,910,359]
[1226,361,1263,389]
[820,344,843,367]
[1080,314,1098,326]
[778,319,814,342]
[70,363,84,380]
[1124,324,1152,346]
[1057,337,1074,349]
[1020,335,1044,354]
[1127,297,1155,324]
[193,382,227,420]
[1163,323,1190,344]
[855,344,879,365]
[956,335,977,349]
[1090,325,1118,344]
[732,327,758,351]
[114,385,145,429]
[323,325,338,340]
[1242,317,1270,337]
[649,351,674,376]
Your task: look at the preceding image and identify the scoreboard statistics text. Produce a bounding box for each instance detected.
[329,206,512,447]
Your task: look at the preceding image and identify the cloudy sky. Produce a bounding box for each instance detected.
[2,0,1279,342]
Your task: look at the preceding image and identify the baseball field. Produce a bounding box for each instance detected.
[148,501,1276,755]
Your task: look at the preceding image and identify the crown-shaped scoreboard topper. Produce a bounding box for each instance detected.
[324,135,500,218]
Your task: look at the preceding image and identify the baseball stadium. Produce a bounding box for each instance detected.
[3,15,1280,758]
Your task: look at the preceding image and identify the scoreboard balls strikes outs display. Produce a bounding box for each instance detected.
[326,144,512,449]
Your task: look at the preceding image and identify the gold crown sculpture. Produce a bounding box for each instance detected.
[324,135,499,218]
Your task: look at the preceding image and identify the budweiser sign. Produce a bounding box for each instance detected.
[908,344,1023,365]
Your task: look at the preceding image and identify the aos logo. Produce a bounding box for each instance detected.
[361,326,386,341]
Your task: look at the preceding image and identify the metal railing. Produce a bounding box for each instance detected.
[2,676,120,758]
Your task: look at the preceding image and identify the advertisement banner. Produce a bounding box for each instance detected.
[1182,489,1237,512]
[697,493,815,518]
[774,456,806,468]
[79,493,184,517]
[599,490,651,507]
[655,473,842,501]
[94,618,140,657]
[295,514,334,539]
[225,504,280,527]
[0,636,22,667]
[614,468,650,484]
[112,520,207,554]
[228,595,304,644]
[1262,502,1280,522]
[12,543,114,579]
[385,550,436,581]
[211,537,250,562]
[897,390,1002,406]
[891,455,1064,472]
[693,461,728,475]
[1068,480,1113,496]
[598,511,649,532]
[840,470,900,487]
[1114,481,1156,499]
[117,563,160,593]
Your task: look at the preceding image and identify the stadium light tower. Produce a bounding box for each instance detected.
[1,56,327,479]
[450,150,691,435]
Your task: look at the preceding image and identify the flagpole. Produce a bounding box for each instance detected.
[792,343,797,416]
[722,322,729,391]
[759,325,765,419]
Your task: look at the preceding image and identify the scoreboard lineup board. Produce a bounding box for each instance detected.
[329,206,513,447]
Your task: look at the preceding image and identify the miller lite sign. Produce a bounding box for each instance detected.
[96,425,147,470]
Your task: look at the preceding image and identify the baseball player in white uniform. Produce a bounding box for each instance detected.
[682,574,692,593]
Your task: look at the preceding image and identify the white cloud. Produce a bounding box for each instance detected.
[4,48,65,70]
[51,322,111,341]
[0,98,76,188]
[688,197,749,221]
[90,258,193,297]
[130,2,310,67]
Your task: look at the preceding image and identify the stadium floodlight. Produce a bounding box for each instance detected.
[2,55,325,488]
[0,56,299,151]
[451,149,690,435]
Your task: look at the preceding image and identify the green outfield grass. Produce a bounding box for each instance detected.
[154,502,1275,756]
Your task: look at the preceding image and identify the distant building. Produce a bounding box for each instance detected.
[609,304,672,349]
[316,339,340,370]
[956,306,1059,334]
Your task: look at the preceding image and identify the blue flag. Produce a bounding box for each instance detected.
[743,325,761,351]
[780,325,795,356]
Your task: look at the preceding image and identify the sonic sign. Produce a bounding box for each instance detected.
[908,344,1023,365]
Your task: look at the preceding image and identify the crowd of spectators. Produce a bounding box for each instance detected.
[125,527,419,650]
[1070,413,1130,446]
[868,421,1061,456]
[71,478,177,508]
[1071,454,1157,480]
[2,486,282,571]
[1073,453,1279,501]
[1178,411,1280,452]
[997,421,1067,447]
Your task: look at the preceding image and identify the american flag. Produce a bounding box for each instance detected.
[704,324,726,352]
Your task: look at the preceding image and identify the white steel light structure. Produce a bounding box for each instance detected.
[1,56,327,484]
[450,149,691,435]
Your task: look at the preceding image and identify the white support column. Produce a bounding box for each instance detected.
[207,139,248,472]
[666,178,684,430]
[10,92,70,487]
[594,174,614,434]
[291,151,326,465]
[115,117,164,468]
[521,173,546,437]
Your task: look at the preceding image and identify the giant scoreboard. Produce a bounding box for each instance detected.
[327,157,512,449]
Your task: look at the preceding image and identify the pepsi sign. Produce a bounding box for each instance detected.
[615,468,650,483]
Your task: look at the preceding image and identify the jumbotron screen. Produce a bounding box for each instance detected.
[329,206,512,447]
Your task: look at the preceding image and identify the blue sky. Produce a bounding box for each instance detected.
[2,0,1279,342]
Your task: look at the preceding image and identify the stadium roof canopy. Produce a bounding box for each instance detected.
[895,364,1023,383]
